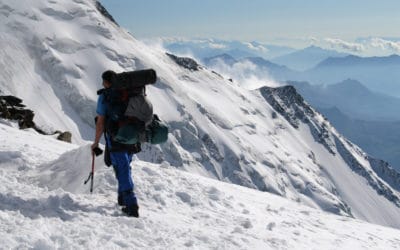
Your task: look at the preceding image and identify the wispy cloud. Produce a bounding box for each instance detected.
[309,37,319,45]
[207,58,281,89]
[159,36,190,43]
[174,38,227,49]
[370,38,400,52]
[244,42,268,52]
[325,38,365,52]
[208,42,226,49]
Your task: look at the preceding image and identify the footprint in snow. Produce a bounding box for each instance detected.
[152,194,166,206]
[153,183,165,191]
[232,227,243,234]
[175,191,192,205]
[300,210,310,216]
[267,222,276,231]
[206,186,222,201]
[0,151,23,163]
[239,218,253,229]
[142,166,159,177]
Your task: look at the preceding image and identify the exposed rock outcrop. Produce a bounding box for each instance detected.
[95,1,118,26]
[166,53,203,71]
[0,95,72,143]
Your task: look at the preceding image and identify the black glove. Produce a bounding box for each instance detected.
[92,147,103,156]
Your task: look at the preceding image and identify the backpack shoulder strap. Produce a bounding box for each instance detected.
[97,88,106,95]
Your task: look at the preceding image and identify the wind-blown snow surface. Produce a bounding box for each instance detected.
[1,123,400,249]
[1,0,400,234]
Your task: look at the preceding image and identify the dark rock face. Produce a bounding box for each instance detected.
[201,133,224,162]
[0,95,72,143]
[260,85,337,155]
[335,136,400,207]
[368,157,400,193]
[166,53,203,71]
[259,85,314,129]
[0,95,43,133]
[95,1,118,26]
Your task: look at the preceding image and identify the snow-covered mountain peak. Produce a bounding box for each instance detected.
[259,85,314,128]
[1,0,400,233]
[260,85,400,210]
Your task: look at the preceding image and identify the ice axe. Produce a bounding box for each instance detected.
[84,147,103,193]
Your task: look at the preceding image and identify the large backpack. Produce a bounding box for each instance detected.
[99,69,168,150]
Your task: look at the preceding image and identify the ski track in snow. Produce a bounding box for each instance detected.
[1,123,400,249]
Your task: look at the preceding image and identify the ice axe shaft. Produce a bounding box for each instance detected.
[84,154,96,193]
[84,147,103,193]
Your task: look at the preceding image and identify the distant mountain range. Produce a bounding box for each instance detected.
[271,45,349,71]
[303,54,400,97]
[168,42,400,97]
[202,53,238,66]
[207,51,400,98]
[289,79,400,121]
[167,42,351,71]
[317,54,400,67]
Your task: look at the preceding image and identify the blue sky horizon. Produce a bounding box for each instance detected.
[99,0,400,55]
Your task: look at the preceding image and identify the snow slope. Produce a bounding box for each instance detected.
[1,0,400,231]
[1,122,400,249]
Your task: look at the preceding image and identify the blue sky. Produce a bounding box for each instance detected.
[99,0,400,49]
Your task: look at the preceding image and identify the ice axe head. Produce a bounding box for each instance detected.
[93,147,103,156]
